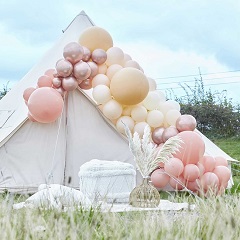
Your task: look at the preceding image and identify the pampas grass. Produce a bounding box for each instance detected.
[124,125,182,177]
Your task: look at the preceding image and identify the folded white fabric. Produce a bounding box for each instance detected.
[13,184,91,210]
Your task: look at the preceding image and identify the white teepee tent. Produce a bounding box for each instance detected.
[0,11,237,193]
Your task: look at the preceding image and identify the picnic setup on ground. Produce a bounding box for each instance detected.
[0,11,237,211]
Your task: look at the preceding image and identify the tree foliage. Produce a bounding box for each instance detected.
[0,83,10,100]
[172,77,240,138]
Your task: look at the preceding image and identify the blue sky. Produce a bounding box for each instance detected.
[0,0,240,103]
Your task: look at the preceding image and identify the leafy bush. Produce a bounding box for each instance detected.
[173,77,240,138]
[0,83,10,100]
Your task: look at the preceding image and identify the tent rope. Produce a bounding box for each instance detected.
[47,92,67,184]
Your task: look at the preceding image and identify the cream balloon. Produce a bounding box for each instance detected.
[92,74,110,87]
[92,85,112,104]
[143,91,161,110]
[165,100,180,111]
[106,64,123,80]
[146,110,164,128]
[122,106,134,116]
[124,60,140,69]
[148,77,157,91]
[166,109,181,126]
[131,105,148,122]
[105,47,124,66]
[79,26,113,52]
[116,116,135,134]
[123,53,132,64]
[133,122,150,138]
[110,68,149,105]
[157,90,166,102]
[98,64,107,74]
[102,99,122,120]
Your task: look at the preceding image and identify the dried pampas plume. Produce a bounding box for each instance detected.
[124,124,182,177]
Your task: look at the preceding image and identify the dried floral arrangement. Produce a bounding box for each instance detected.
[124,125,182,178]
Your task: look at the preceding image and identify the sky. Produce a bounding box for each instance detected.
[0,0,240,104]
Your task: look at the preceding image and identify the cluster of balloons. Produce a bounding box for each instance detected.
[151,131,231,195]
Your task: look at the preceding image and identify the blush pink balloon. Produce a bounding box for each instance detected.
[37,75,53,88]
[87,61,99,78]
[91,49,107,65]
[197,162,205,177]
[56,59,73,77]
[28,87,64,123]
[23,87,36,102]
[174,131,205,165]
[162,126,179,142]
[79,78,93,90]
[176,114,197,132]
[44,69,55,79]
[82,46,91,62]
[164,157,184,177]
[151,169,170,189]
[28,112,37,122]
[200,172,219,191]
[183,164,200,182]
[186,179,200,192]
[152,127,165,145]
[73,61,91,81]
[55,87,66,97]
[213,166,231,184]
[202,155,216,172]
[63,42,83,64]
[62,76,78,91]
[215,156,228,167]
[52,78,62,88]
[169,175,185,190]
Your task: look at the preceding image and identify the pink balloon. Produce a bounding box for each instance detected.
[183,164,200,182]
[197,162,205,177]
[169,175,185,190]
[73,61,91,81]
[52,78,62,88]
[62,76,78,91]
[23,87,36,102]
[56,59,73,77]
[202,155,216,172]
[213,166,231,184]
[37,75,53,88]
[186,179,200,192]
[152,127,165,145]
[174,131,205,165]
[82,46,91,62]
[28,112,37,122]
[87,61,99,78]
[151,169,170,188]
[162,126,179,142]
[215,156,228,167]
[63,42,83,64]
[200,172,219,191]
[79,78,93,90]
[176,114,197,132]
[164,157,184,177]
[28,87,64,123]
[44,69,55,79]
[91,49,107,65]
[55,87,66,97]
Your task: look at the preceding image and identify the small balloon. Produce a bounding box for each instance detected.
[215,156,228,167]
[176,114,197,132]
[106,64,123,80]
[87,61,98,78]
[162,126,179,142]
[213,166,231,184]
[23,87,36,102]
[202,155,216,172]
[56,59,73,78]
[105,47,124,66]
[200,172,219,191]
[124,60,141,69]
[63,42,83,64]
[52,78,62,88]
[116,116,135,134]
[92,85,112,104]
[73,61,91,81]
[44,69,55,79]
[133,122,150,138]
[91,49,107,65]
[92,74,110,87]
[169,175,185,190]
[79,79,92,90]
[102,99,122,120]
[62,76,78,91]
[131,105,148,122]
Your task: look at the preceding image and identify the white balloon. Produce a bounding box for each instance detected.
[92,74,110,87]
[102,99,122,120]
[116,116,135,134]
[92,85,112,104]
[146,110,164,128]
[148,77,157,91]
[157,90,166,102]
[106,47,124,66]
[142,91,160,110]
[123,53,132,64]
[165,109,181,126]
[165,100,181,111]
[106,64,123,80]
[133,122,150,138]
[98,64,107,74]
[124,60,141,70]
[131,105,148,122]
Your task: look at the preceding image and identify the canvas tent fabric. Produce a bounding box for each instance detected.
[0,11,237,193]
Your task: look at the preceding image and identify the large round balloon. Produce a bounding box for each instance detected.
[110,68,149,105]
[28,87,63,123]
[79,26,113,52]
[174,131,205,165]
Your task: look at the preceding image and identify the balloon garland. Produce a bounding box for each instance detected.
[22,25,231,195]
